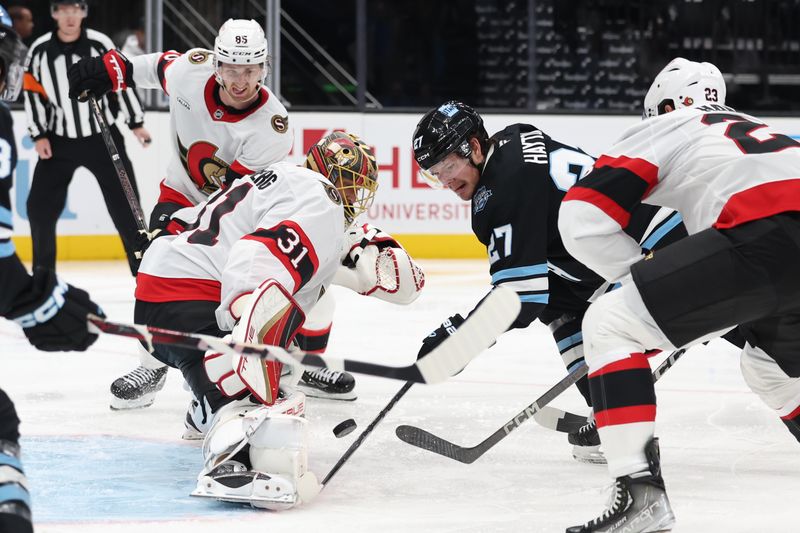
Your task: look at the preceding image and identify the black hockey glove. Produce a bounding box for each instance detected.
[417,314,466,360]
[68,50,134,102]
[7,268,105,352]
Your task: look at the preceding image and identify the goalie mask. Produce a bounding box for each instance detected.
[412,101,487,189]
[643,57,726,119]
[214,19,269,100]
[0,23,26,101]
[305,132,378,225]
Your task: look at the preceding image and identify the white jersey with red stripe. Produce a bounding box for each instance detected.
[135,161,345,331]
[129,49,292,207]
[559,103,800,282]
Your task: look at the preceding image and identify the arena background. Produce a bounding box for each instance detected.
[6,0,800,259]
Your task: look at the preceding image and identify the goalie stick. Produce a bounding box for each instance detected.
[531,347,688,433]
[395,348,686,464]
[87,285,520,385]
[321,381,414,488]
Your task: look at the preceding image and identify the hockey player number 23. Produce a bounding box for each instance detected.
[701,113,800,155]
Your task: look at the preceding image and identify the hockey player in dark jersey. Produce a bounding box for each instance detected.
[412,101,687,463]
[0,17,103,533]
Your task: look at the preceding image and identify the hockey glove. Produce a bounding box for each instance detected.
[417,313,466,360]
[8,268,105,352]
[68,50,134,102]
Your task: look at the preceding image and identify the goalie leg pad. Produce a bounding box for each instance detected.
[207,280,305,405]
[194,389,313,510]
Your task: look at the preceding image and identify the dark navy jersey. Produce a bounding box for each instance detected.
[471,124,686,329]
[0,102,33,317]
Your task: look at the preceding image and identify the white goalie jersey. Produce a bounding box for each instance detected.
[135,162,345,331]
[129,49,293,207]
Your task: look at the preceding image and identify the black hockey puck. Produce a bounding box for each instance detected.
[333,418,357,438]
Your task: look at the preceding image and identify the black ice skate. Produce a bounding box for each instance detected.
[567,438,675,533]
[109,365,168,410]
[568,417,606,465]
[298,367,356,401]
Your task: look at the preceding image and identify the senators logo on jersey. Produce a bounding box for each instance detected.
[178,136,229,194]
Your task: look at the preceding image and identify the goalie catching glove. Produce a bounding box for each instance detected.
[8,267,105,351]
[68,49,134,101]
[204,279,305,406]
[333,223,425,305]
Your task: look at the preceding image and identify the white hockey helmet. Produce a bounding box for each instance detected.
[642,57,726,119]
[214,19,269,85]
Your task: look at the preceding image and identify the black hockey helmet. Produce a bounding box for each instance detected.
[412,101,487,173]
[0,22,26,101]
[50,0,88,16]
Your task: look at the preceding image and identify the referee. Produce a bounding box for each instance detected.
[23,0,151,275]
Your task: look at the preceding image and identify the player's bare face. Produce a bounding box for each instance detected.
[52,5,86,40]
[218,63,264,108]
[430,154,478,200]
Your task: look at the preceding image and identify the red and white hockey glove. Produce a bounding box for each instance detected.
[334,223,425,305]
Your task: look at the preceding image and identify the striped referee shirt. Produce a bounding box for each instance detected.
[23,28,144,140]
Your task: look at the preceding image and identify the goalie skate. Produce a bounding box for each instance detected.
[109,365,168,410]
[568,417,606,465]
[192,462,301,511]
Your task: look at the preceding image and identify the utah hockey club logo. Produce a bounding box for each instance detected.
[473,186,492,214]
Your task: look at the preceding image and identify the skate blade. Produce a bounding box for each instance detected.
[298,386,357,401]
[571,445,607,465]
[190,489,297,510]
[109,393,156,411]
[182,427,205,441]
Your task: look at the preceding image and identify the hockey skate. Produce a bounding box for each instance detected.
[568,416,606,465]
[109,365,168,410]
[297,367,357,401]
[566,438,675,533]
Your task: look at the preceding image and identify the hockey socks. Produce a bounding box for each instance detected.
[590,352,657,477]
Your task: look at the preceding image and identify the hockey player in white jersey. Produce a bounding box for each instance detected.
[559,58,800,532]
[133,131,377,509]
[67,19,370,407]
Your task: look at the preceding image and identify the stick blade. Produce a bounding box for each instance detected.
[415,286,521,384]
[532,406,588,433]
[395,425,476,464]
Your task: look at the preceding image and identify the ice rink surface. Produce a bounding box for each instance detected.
[1,259,797,533]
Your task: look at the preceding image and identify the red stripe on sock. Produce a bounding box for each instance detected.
[595,405,656,428]
[781,403,800,421]
[589,353,651,379]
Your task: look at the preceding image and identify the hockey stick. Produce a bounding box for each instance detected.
[531,347,688,433]
[86,93,147,233]
[395,361,588,464]
[321,381,414,488]
[87,285,520,384]
[395,348,687,463]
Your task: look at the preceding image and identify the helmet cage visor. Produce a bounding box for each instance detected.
[418,150,470,189]
[216,62,268,87]
[330,165,378,224]
[0,33,27,101]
